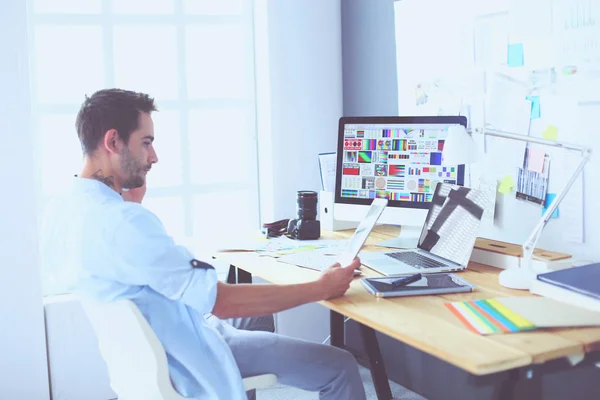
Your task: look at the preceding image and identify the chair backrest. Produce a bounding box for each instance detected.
[80,298,187,400]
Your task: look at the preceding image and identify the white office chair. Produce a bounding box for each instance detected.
[80,298,277,399]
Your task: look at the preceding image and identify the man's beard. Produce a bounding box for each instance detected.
[120,146,147,189]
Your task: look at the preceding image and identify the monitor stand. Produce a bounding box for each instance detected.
[377,225,421,249]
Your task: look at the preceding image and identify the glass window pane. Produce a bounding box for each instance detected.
[34,26,104,104]
[111,0,175,14]
[113,26,179,100]
[188,108,253,184]
[143,196,186,242]
[37,113,84,197]
[192,191,255,246]
[184,0,243,15]
[146,110,183,188]
[185,25,247,99]
[33,0,102,14]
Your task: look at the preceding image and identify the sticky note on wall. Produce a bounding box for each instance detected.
[543,193,559,218]
[526,96,541,119]
[507,43,524,67]
[542,125,559,141]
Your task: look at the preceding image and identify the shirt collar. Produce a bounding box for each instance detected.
[73,177,123,201]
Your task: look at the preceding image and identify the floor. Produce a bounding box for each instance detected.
[256,364,427,400]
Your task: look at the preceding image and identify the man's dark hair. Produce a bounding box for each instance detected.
[75,89,157,155]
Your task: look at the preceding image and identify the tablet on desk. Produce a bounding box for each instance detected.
[361,273,475,298]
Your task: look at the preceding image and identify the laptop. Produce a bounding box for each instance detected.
[360,183,490,275]
[277,198,388,271]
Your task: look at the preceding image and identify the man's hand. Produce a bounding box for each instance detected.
[122,183,146,204]
[317,257,361,300]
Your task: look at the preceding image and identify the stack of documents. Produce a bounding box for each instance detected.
[446,297,600,335]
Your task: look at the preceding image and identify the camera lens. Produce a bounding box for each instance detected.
[296,190,318,221]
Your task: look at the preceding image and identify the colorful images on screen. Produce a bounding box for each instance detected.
[340,125,459,203]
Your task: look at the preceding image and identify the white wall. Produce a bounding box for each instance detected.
[0,1,50,398]
[255,0,343,342]
[256,0,343,223]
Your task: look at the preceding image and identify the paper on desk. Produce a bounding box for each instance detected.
[496,297,600,327]
[447,297,600,335]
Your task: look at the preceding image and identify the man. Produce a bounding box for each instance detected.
[41,89,367,400]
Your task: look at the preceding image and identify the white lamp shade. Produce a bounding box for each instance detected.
[442,125,479,165]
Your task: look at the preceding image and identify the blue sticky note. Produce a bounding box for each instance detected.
[507,43,524,67]
[526,95,541,119]
[543,193,559,218]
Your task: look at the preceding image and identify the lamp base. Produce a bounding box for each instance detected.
[498,268,537,290]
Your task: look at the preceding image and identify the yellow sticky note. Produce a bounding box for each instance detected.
[498,175,514,194]
[542,125,559,141]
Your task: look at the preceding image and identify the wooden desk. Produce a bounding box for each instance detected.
[217,226,600,400]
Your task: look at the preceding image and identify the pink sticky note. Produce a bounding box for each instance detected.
[528,147,546,173]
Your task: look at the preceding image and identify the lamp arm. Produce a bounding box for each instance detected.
[522,148,591,270]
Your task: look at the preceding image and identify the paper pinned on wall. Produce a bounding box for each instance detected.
[527,147,546,173]
[318,152,337,192]
[477,176,497,222]
[507,0,555,69]
[561,175,584,243]
[487,74,531,135]
[474,12,509,68]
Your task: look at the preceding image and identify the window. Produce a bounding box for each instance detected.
[29,0,259,295]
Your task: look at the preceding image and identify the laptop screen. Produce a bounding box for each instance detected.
[417,183,491,266]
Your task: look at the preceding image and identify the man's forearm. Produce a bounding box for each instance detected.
[212,281,326,319]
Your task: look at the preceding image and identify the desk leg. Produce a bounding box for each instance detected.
[237,268,252,284]
[227,265,237,284]
[359,324,393,400]
[495,367,542,400]
[330,311,345,348]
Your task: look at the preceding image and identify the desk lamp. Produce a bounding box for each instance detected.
[443,125,591,290]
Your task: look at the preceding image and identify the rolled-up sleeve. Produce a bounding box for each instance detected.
[109,205,218,314]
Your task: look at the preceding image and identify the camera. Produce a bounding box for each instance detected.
[287,191,321,240]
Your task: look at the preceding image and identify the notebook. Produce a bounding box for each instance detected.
[530,263,600,313]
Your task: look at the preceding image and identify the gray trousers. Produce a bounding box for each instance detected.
[206,314,367,400]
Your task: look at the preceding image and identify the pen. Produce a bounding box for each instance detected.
[390,273,422,288]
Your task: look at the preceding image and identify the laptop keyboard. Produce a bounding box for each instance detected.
[385,251,447,269]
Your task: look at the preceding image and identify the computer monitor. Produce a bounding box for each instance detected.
[334,116,467,248]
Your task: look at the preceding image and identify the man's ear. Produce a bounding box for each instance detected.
[102,129,121,154]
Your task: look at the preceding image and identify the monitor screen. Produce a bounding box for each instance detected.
[335,116,466,210]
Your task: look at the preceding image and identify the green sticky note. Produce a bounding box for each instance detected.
[498,175,514,194]
[542,125,559,141]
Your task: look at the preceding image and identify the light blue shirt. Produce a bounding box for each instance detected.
[41,178,247,399]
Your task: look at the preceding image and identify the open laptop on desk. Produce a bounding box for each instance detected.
[360,183,490,275]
